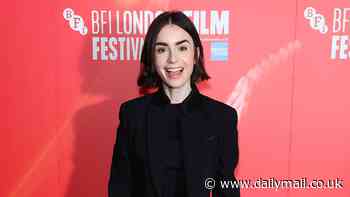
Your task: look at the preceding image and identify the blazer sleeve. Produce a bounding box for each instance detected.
[213,108,240,197]
[108,103,132,197]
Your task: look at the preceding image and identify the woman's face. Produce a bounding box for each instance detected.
[154,24,196,89]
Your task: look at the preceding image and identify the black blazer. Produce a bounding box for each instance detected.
[108,84,240,197]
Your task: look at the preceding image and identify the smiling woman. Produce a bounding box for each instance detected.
[137,11,209,92]
[153,24,197,102]
[108,11,240,197]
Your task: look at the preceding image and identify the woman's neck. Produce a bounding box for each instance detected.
[162,82,192,104]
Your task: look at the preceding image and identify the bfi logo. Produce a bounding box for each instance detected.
[304,7,328,34]
[63,8,88,36]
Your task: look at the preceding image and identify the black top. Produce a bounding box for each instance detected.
[108,82,240,197]
[157,88,194,197]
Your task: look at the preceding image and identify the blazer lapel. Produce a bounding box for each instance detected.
[146,105,166,197]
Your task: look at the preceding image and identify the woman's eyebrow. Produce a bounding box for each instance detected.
[155,42,168,46]
[155,39,191,46]
[175,39,190,45]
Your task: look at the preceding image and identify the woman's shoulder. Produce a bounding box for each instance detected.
[200,94,238,117]
[121,95,150,108]
[119,92,154,112]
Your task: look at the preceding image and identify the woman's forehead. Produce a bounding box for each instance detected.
[156,24,193,44]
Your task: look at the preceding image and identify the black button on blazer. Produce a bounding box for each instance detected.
[108,83,240,197]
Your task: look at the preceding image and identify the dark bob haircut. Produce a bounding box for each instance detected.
[137,10,210,90]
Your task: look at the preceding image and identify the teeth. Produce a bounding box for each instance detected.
[166,67,183,72]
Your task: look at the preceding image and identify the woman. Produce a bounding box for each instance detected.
[108,11,240,197]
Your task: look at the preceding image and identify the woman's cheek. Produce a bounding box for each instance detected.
[155,56,167,67]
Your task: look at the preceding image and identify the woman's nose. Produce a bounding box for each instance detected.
[167,49,178,63]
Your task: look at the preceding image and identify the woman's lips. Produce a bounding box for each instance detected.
[165,67,184,79]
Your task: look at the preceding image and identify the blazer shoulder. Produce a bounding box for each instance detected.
[201,94,238,118]
[119,93,153,113]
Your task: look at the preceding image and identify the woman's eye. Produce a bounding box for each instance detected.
[179,46,188,51]
[156,48,166,54]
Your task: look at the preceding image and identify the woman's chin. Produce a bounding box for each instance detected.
[163,79,188,89]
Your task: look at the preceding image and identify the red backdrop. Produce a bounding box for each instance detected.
[2,0,349,197]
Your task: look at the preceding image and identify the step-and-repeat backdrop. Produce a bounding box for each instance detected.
[2,0,349,197]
